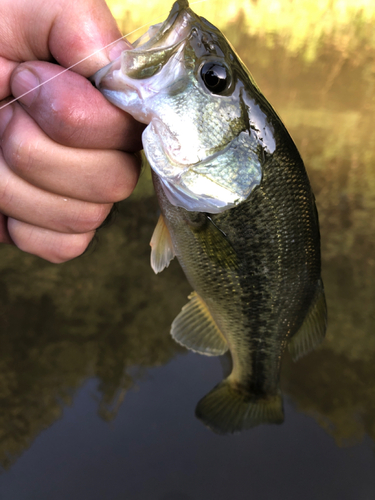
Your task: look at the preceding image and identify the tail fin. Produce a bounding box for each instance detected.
[195,379,284,435]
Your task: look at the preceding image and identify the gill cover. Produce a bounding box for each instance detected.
[94,0,276,213]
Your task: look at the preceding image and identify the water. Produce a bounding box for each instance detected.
[1,360,375,500]
[1,1,375,498]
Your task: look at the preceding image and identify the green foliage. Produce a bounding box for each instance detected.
[107,0,375,61]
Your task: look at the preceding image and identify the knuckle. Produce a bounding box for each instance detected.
[52,108,86,145]
[105,178,132,203]
[5,131,35,176]
[51,233,94,263]
[0,175,13,209]
[103,154,140,202]
[68,203,112,233]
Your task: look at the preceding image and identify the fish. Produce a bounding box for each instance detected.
[93,0,327,434]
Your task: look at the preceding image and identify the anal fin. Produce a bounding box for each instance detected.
[288,280,327,361]
[171,291,228,356]
[150,214,175,274]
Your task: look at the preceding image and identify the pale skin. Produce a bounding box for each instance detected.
[0,0,144,262]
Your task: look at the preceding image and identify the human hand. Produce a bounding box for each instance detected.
[0,0,144,262]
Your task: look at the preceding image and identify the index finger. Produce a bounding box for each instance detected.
[0,0,130,75]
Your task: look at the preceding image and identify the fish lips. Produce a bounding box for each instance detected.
[92,58,153,124]
[92,1,195,122]
[92,0,263,214]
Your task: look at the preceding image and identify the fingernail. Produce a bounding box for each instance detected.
[0,104,14,137]
[109,40,133,61]
[11,68,40,107]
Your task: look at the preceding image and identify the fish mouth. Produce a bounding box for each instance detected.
[93,0,196,104]
[132,0,193,50]
[93,0,263,214]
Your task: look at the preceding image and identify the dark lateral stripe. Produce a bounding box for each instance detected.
[247,337,268,398]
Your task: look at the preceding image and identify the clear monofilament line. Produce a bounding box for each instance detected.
[0,1,207,112]
[0,25,150,112]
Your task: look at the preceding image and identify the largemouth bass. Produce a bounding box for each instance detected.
[93,0,327,434]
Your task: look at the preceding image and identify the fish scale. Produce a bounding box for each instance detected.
[94,0,327,434]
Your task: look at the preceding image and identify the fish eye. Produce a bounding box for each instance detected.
[200,62,230,95]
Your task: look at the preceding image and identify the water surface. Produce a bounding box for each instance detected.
[1,1,375,498]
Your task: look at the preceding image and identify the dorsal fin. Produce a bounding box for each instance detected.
[171,291,228,356]
[150,214,175,274]
[288,280,327,361]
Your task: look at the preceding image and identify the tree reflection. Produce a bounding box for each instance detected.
[1,0,375,468]
[0,193,187,469]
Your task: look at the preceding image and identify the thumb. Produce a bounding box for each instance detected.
[48,0,132,76]
[9,61,144,150]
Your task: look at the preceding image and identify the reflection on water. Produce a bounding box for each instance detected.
[0,182,188,468]
[1,0,375,479]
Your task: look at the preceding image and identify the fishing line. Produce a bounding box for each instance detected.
[0,25,151,112]
[0,0,207,112]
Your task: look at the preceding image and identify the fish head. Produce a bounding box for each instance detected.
[94,0,276,213]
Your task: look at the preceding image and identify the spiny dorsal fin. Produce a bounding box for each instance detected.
[288,280,327,361]
[150,214,175,274]
[195,379,284,434]
[171,291,228,356]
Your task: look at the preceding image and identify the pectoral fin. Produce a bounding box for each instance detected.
[288,280,327,361]
[171,291,228,356]
[192,215,238,270]
[150,214,175,274]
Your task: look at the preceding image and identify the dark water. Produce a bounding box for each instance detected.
[1,10,375,500]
